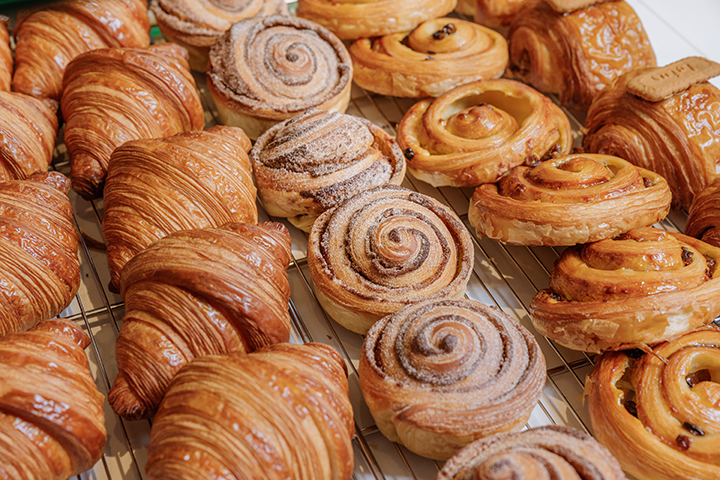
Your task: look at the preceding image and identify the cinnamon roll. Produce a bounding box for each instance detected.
[587,326,720,480]
[207,15,353,140]
[686,178,720,248]
[350,18,507,98]
[307,185,474,335]
[475,0,541,28]
[469,153,672,246]
[0,15,11,92]
[360,298,545,460]
[531,227,720,353]
[250,109,406,232]
[397,79,572,187]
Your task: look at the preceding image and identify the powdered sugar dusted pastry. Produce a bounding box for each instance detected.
[686,178,720,248]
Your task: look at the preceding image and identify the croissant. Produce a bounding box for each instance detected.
[12,0,150,100]
[531,227,720,353]
[0,172,80,337]
[474,0,541,28]
[397,79,572,187]
[61,43,205,199]
[0,15,11,92]
[686,178,720,248]
[587,326,720,480]
[103,125,257,293]
[506,0,656,111]
[146,343,354,480]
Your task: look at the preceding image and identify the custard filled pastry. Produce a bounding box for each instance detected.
[250,109,406,232]
[147,343,354,480]
[0,319,106,479]
[308,185,474,334]
[360,298,545,460]
[475,0,541,28]
[0,15,11,92]
[531,227,720,353]
[686,178,720,248]
[469,153,672,246]
[397,79,572,187]
[207,15,352,140]
[587,326,720,480]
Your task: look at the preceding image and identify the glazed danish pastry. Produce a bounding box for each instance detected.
[360,298,545,460]
[686,178,720,248]
[0,15,10,92]
[397,79,572,187]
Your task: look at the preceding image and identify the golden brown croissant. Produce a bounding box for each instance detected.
[531,227,720,353]
[475,0,541,28]
[0,319,106,479]
[587,326,720,480]
[0,172,80,337]
[103,125,258,293]
[146,342,354,480]
[686,178,720,248]
[0,15,11,92]
[507,0,656,111]
[61,43,204,200]
[397,79,572,187]
[12,0,150,100]
[360,298,545,460]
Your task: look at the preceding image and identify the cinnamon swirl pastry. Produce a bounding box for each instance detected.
[587,326,720,480]
[207,15,353,140]
[307,185,474,335]
[507,0,656,111]
[469,153,672,246]
[0,15,11,92]
[397,79,572,187]
[250,109,406,232]
[686,178,720,248]
[531,227,720,353]
[360,298,545,460]
[350,18,507,98]
[475,0,541,28]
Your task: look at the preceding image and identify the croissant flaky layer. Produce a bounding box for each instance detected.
[0,15,10,92]
[687,178,720,248]
[147,343,354,480]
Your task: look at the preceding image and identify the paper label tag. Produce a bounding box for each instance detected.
[628,57,720,102]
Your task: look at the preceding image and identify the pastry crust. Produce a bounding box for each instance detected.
[686,178,720,248]
[475,0,540,28]
[0,15,11,92]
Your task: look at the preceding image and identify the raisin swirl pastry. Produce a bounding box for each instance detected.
[250,109,406,232]
[146,343,354,480]
[308,185,474,335]
[207,15,353,141]
[397,79,572,187]
[587,327,720,480]
[686,178,720,248]
[0,15,11,92]
[360,299,545,460]
[469,153,672,246]
[531,227,720,353]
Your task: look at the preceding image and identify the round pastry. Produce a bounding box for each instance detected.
[475,0,540,28]
[349,18,507,98]
[531,227,720,353]
[397,79,572,187]
[686,178,720,248]
[207,15,353,140]
[586,326,720,480]
[307,185,474,335]
[360,298,545,460]
[150,0,288,72]
[437,425,625,480]
[469,153,672,246]
[250,109,406,232]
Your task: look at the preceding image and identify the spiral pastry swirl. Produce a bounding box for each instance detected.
[531,227,720,352]
[469,153,672,246]
[360,299,545,460]
[307,185,474,334]
[437,426,625,480]
[397,79,572,187]
[587,327,720,480]
[687,178,720,248]
[350,18,507,98]
[0,16,10,92]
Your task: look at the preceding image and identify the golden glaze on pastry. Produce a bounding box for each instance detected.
[360,299,545,460]
[687,178,720,248]
[587,327,720,480]
[475,0,540,28]
[469,153,672,245]
[0,15,11,92]
[146,343,354,480]
[397,79,572,187]
[250,109,406,232]
[531,227,720,353]
[350,18,507,98]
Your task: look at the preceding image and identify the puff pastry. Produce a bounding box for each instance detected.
[0,15,11,92]
[360,298,545,460]
[469,153,672,246]
[13,0,150,100]
[686,178,720,248]
[250,109,406,232]
[103,125,257,293]
[531,227,720,353]
[475,0,540,28]
[0,172,80,337]
[146,343,354,480]
[307,185,474,334]
[0,319,106,479]
[587,326,720,480]
[397,79,572,187]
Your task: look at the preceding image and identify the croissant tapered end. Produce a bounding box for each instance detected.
[108,373,151,421]
[0,15,11,92]
[221,221,292,269]
[34,318,90,349]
